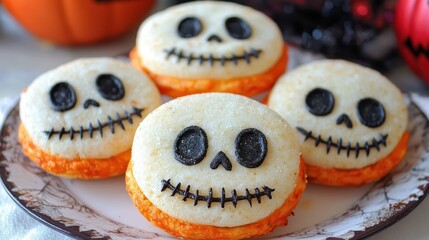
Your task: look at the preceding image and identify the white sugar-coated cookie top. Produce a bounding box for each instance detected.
[20,58,162,159]
[268,60,408,169]
[136,1,283,79]
[132,93,301,227]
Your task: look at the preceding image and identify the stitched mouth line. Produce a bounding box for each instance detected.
[163,47,263,66]
[161,179,274,208]
[296,127,388,158]
[43,107,144,140]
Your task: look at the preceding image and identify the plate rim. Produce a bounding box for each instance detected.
[346,97,429,240]
[1,95,428,240]
[0,106,110,240]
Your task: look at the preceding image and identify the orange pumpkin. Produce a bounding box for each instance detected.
[3,0,156,45]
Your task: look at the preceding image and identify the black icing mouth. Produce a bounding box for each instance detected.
[296,127,388,158]
[163,47,263,66]
[161,179,274,208]
[43,107,144,140]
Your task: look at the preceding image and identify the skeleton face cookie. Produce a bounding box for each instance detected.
[130,1,288,97]
[268,60,409,186]
[19,58,162,179]
[126,93,306,239]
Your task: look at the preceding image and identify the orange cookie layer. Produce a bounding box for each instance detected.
[18,124,130,179]
[130,45,288,98]
[306,132,409,186]
[126,158,306,240]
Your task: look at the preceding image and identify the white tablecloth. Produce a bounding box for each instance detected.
[1,2,429,240]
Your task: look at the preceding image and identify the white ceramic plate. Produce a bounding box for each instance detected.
[1,94,429,240]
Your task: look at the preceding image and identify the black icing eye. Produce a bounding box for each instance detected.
[357,98,386,128]
[49,82,77,112]
[305,88,335,116]
[96,74,125,101]
[235,128,267,168]
[177,17,202,38]
[174,126,208,165]
[225,17,252,40]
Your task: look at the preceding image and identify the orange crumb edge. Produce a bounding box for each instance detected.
[307,132,410,187]
[129,45,289,98]
[18,124,130,179]
[125,158,306,240]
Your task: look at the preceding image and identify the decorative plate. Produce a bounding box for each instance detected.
[1,94,429,240]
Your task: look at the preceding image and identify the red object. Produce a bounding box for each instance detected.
[352,0,372,22]
[3,0,156,45]
[395,0,429,84]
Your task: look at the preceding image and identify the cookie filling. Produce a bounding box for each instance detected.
[43,107,144,140]
[296,126,388,158]
[161,179,275,208]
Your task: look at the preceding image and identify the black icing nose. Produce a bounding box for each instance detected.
[336,113,353,129]
[210,151,232,171]
[83,99,100,109]
[207,34,223,43]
